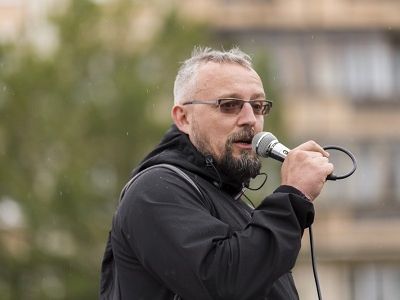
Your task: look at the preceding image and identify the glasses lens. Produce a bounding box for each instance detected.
[219,99,243,114]
[253,100,272,115]
[218,99,271,115]
[249,101,266,115]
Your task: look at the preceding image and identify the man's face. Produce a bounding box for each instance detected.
[184,62,265,180]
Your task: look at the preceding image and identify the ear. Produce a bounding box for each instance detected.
[171,105,190,134]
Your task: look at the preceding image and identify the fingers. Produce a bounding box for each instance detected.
[314,156,334,179]
[281,140,334,201]
[293,140,330,158]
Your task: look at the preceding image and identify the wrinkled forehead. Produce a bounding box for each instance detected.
[192,62,265,99]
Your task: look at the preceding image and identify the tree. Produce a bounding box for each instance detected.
[0,0,212,298]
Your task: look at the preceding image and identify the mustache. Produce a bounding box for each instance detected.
[227,127,256,144]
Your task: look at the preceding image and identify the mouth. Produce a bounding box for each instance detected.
[228,128,256,151]
[232,137,253,149]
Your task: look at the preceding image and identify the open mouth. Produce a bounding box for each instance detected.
[229,129,255,150]
[233,138,253,149]
[234,139,252,144]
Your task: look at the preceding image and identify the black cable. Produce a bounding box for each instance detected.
[247,172,268,191]
[307,145,356,300]
[242,193,256,208]
[309,225,322,300]
[323,145,357,181]
[306,145,356,299]
[249,144,356,299]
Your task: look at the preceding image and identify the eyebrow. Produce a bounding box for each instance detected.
[219,92,266,100]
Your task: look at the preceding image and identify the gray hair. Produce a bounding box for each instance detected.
[173,46,254,104]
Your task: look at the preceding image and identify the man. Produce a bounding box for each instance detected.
[100,47,333,299]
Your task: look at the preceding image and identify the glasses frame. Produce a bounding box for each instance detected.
[182,98,273,116]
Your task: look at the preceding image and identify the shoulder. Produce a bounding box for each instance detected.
[127,165,199,196]
[113,165,215,234]
[117,165,207,215]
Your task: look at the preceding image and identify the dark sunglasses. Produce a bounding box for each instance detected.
[182,98,272,115]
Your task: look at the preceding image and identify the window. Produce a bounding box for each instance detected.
[352,264,400,300]
[320,140,400,206]
[238,31,400,102]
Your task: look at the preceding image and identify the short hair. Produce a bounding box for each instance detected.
[173,46,254,104]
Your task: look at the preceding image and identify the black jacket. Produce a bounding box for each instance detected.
[100,125,314,300]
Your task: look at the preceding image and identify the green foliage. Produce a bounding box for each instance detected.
[0,0,212,298]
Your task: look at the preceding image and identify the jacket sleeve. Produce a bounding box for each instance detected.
[113,168,314,300]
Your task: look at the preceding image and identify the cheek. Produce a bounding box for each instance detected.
[210,129,227,149]
[256,117,264,131]
[204,126,231,157]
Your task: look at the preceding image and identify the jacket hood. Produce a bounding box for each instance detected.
[133,124,246,196]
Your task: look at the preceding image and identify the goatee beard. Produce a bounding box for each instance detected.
[217,127,262,183]
[193,126,262,183]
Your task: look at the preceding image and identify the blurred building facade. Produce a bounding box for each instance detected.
[1,0,399,299]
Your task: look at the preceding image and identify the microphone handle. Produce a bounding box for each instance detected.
[270,142,337,180]
[269,141,290,162]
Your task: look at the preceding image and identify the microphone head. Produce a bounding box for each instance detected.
[252,132,278,157]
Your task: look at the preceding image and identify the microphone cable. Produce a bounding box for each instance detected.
[323,145,357,181]
[309,225,322,300]
[308,145,357,300]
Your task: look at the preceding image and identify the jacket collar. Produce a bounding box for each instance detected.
[134,125,246,196]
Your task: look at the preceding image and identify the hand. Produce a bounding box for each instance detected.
[281,140,334,201]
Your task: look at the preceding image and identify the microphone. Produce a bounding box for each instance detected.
[252,132,359,181]
[252,132,290,162]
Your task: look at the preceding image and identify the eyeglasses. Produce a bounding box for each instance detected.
[182,98,272,115]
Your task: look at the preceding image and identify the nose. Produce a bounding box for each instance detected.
[237,102,257,127]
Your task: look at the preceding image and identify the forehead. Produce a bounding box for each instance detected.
[192,62,265,99]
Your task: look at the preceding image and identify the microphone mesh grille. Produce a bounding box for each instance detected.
[252,132,277,157]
